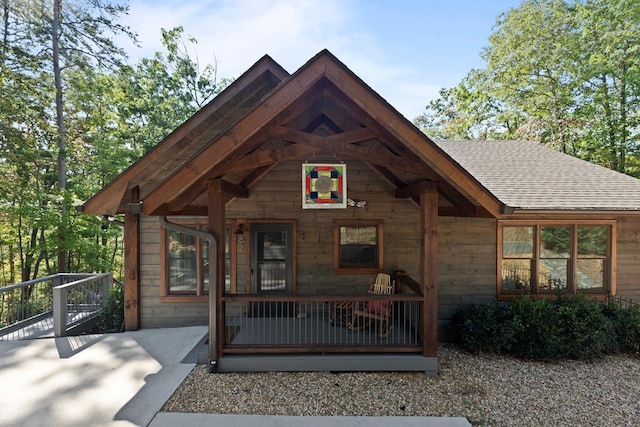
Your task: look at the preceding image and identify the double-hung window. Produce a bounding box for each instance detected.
[498,221,614,298]
[334,220,383,274]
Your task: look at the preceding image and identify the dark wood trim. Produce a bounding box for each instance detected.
[124,186,140,330]
[142,60,328,215]
[396,180,435,199]
[208,179,227,361]
[321,59,504,218]
[420,183,438,357]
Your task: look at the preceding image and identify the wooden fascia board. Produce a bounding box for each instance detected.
[82,57,289,215]
[321,56,504,218]
[141,57,328,215]
[82,178,130,216]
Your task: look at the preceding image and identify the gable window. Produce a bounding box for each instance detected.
[498,221,614,298]
[161,221,232,300]
[334,220,383,273]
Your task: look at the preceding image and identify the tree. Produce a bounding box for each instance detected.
[415,69,524,140]
[1,10,226,286]
[116,26,226,153]
[573,0,640,173]
[416,0,640,177]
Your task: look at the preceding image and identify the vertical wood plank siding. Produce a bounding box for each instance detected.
[616,216,640,301]
[136,159,640,329]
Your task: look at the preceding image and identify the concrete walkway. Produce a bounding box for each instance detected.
[0,326,470,427]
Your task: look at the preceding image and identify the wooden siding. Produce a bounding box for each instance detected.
[227,160,422,295]
[139,215,208,328]
[136,160,640,329]
[616,216,640,301]
[438,216,497,336]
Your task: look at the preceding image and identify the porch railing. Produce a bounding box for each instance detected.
[222,294,424,353]
[0,273,112,338]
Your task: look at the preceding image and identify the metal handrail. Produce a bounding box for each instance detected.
[52,273,113,336]
[1,273,113,338]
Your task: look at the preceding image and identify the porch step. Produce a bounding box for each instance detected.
[214,354,437,376]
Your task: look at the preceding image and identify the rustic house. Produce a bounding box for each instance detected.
[81,50,640,374]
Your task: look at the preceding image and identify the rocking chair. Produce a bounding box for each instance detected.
[348,273,395,338]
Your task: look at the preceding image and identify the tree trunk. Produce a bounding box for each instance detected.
[52,0,67,272]
[618,60,627,173]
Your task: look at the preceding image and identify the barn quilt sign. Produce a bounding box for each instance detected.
[302,163,347,209]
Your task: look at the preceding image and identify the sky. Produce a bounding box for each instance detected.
[118,0,522,120]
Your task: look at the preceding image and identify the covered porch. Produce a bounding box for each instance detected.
[81,51,506,373]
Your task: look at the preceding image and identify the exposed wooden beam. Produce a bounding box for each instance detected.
[222,143,315,173]
[143,78,327,216]
[271,126,376,146]
[168,181,208,212]
[207,179,226,363]
[396,180,436,199]
[222,180,249,198]
[84,57,288,215]
[321,61,504,217]
[270,126,426,175]
[420,185,438,357]
[124,186,140,331]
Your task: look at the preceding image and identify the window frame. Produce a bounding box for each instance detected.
[161,219,234,302]
[333,219,384,274]
[497,220,616,299]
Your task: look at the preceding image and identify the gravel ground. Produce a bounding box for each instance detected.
[163,346,640,426]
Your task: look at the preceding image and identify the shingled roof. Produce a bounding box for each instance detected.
[436,140,640,212]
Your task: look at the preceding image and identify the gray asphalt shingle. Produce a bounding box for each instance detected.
[435,140,640,211]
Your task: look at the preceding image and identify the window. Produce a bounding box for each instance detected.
[498,221,614,298]
[334,220,383,273]
[161,221,232,300]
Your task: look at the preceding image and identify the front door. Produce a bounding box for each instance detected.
[250,223,293,294]
[250,223,294,317]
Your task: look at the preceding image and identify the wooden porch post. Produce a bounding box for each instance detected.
[421,183,438,357]
[124,186,140,330]
[207,179,226,361]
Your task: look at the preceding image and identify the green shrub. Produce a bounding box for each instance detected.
[449,301,522,355]
[605,302,640,354]
[450,296,626,362]
[509,297,565,361]
[95,281,124,333]
[554,297,617,360]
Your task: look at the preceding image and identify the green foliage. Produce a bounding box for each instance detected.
[0,0,225,286]
[451,296,631,361]
[95,281,124,333]
[603,302,640,353]
[416,0,640,177]
[450,301,523,354]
